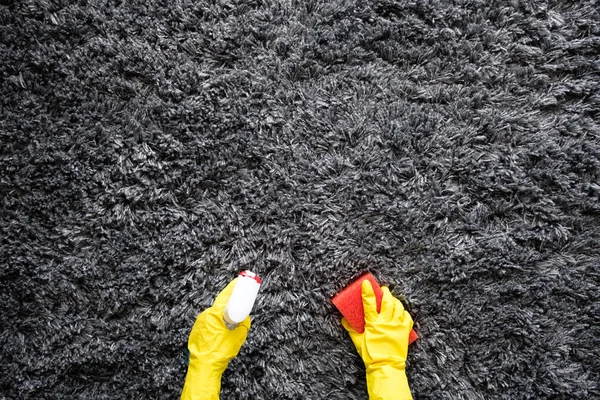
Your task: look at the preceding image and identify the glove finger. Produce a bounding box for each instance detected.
[361,280,378,323]
[404,309,414,330]
[392,296,407,321]
[341,317,357,333]
[238,315,251,332]
[380,286,397,319]
[341,318,363,351]
[212,277,238,311]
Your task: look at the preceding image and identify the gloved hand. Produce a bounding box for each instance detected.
[181,278,251,400]
[342,280,414,400]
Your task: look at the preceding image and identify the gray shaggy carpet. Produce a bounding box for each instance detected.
[1,0,599,399]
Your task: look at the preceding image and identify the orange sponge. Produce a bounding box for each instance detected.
[332,272,418,344]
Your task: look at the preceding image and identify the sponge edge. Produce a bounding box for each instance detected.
[332,272,419,344]
[332,272,383,333]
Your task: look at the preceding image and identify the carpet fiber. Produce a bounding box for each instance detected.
[1,0,599,399]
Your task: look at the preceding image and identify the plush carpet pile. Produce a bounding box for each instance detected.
[1,0,599,398]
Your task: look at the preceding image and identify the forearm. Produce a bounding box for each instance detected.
[367,363,412,400]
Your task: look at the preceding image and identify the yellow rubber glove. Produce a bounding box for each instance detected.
[181,278,251,400]
[342,280,414,400]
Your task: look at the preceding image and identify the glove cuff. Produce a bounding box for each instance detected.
[181,358,225,400]
[366,363,412,400]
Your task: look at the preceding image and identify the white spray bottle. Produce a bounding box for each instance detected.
[223,270,262,330]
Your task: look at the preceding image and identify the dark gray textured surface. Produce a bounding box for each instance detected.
[1,0,599,399]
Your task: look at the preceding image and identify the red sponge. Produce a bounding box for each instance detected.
[332,272,419,344]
